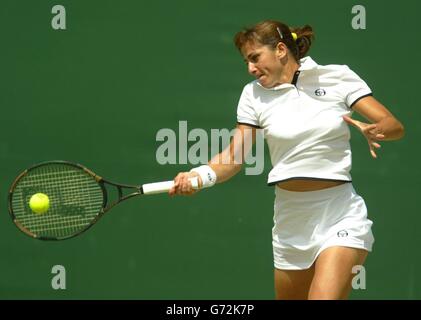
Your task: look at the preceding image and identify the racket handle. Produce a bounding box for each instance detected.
[142,177,199,195]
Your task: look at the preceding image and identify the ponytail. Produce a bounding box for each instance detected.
[290,25,314,59]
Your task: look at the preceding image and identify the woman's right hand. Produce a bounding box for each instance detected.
[169,171,202,196]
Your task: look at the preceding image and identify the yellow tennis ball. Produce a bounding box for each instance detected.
[29,193,50,214]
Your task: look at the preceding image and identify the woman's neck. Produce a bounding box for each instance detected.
[276,58,300,86]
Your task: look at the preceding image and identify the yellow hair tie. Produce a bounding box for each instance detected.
[291,32,298,41]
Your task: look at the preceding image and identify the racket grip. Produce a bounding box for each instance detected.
[142,177,199,195]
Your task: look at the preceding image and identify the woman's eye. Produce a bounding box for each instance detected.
[244,54,259,65]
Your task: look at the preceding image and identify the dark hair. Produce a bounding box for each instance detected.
[234,20,315,61]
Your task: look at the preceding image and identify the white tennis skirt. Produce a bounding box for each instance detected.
[272,182,374,270]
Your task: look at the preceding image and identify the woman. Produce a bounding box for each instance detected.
[169,20,404,299]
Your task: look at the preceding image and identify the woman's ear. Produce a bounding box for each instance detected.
[276,42,288,59]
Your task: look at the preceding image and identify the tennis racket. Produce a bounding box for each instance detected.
[8,160,198,241]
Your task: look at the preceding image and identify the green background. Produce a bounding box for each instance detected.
[0,0,417,299]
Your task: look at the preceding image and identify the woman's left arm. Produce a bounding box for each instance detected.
[343,96,405,158]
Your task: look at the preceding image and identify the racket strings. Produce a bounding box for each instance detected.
[11,164,104,239]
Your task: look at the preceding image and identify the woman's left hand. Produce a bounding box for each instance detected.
[342,115,385,159]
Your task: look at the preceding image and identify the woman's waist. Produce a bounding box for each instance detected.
[276,178,349,192]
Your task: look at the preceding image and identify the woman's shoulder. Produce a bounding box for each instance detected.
[239,80,264,96]
[307,57,354,75]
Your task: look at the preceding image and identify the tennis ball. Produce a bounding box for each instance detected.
[29,193,50,214]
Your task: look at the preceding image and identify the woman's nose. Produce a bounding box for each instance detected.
[248,62,257,75]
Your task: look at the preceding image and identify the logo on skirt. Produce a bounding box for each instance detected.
[337,230,349,237]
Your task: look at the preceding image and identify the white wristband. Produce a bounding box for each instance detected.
[190,165,217,189]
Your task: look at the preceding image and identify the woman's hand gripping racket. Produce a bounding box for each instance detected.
[8,161,199,240]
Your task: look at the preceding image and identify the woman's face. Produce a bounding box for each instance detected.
[241,41,285,88]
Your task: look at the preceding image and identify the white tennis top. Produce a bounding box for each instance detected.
[236,56,372,185]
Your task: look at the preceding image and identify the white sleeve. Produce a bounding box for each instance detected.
[341,66,372,108]
[236,83,260,127]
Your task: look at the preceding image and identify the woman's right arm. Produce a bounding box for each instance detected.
[169,124,257,196]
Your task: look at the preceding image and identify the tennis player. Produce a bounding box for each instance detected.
[169,20,404,300]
